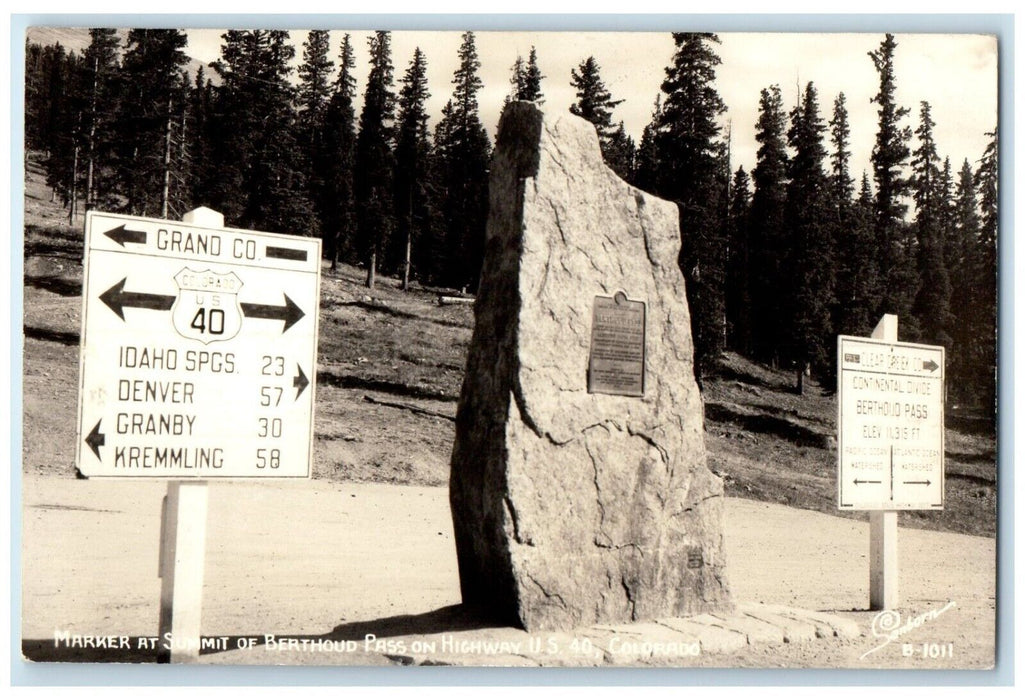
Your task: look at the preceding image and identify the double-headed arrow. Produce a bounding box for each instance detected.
[99,278,305,333]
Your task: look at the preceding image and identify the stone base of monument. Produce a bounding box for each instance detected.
[199,604,861,667]
[449,102,732,631]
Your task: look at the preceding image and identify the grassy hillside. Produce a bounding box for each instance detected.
[20,154,997,537]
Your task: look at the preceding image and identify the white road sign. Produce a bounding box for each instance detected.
[75,212,321,478]
[837,335,945,510]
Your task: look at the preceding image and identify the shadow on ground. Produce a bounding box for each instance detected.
[705,402,830,449]
[318,368,456,402]
[25,274,82,297]
[23,325,79,345]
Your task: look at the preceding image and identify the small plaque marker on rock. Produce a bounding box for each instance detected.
[449,102,731,632]
[588,291,646,397]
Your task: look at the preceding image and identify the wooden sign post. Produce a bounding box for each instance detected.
[869,315,899,611]
[157,480,209,663]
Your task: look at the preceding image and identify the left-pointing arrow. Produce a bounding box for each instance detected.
[86,420,105,460]
[99,278,176,320]
[103,224,148,247]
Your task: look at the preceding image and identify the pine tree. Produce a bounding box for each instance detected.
[520,46,544,102]
[972,127,998,410]
[187,65,215,211]
[114,29,190,219]
[569,56,629,176]
[355,31,397,288]
[24,40,46,153]
[603,122,636,181]
[869,33,918,336]
[632,96,661,192]
[436,32,491,291]
[209,30,316,233]
[726,166,752,354]
[831,90,877,339]
[911,101,952,349]
[506,47,545,103]
[785,82,835,387]
[505,55,525,106]
[948,159,980,402]
[836,173,880,339]
[297,29,334,241]
[748,85,789,365]
[393,47,434,289]
[321,33,358,269]
[829,93,855,218]
[655,33,729,376]
[429,99,456,284]
[80,28,120,212]
[34,43,82,211]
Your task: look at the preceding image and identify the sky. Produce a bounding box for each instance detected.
[184,28,998,183]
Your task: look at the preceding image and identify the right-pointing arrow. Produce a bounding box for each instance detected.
[85,420,105,460]
[293,364,309,399]
[903,480,932,486]
[922,359,939,372]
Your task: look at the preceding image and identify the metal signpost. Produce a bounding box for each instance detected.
[75,208,321,660]
[837,315,945,610]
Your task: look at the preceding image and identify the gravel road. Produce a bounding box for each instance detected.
[19,473,995,669]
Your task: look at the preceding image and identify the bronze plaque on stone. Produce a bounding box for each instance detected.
[588,291,646,396]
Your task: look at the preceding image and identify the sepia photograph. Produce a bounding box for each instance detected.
[13,14,1004,681]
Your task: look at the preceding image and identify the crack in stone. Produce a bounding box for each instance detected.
[626,426,670,464]
[504,495,533,546]
[585,431,612,548]
[549,200,569,245]
[670,492,721,517]
[538,237,553,300]
[621,575,637,620]
[528,573,569,610]
[640,223,659,268]
[542,122,574,182]
[510,382,573,446]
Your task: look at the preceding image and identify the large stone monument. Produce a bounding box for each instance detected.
[450,102,731,631]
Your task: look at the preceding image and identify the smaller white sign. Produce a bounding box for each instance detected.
[837,336,945,510]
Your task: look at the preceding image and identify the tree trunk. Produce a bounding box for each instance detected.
[402,233,412,291]
[68,143,79,225]
[85,55,98,212]
[401,200,414,291]
[161,96,173,219]
[366,251,376,289]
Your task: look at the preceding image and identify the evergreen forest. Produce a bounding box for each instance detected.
[23,30,999,409]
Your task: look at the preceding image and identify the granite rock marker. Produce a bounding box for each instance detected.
[450,102,731,631]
